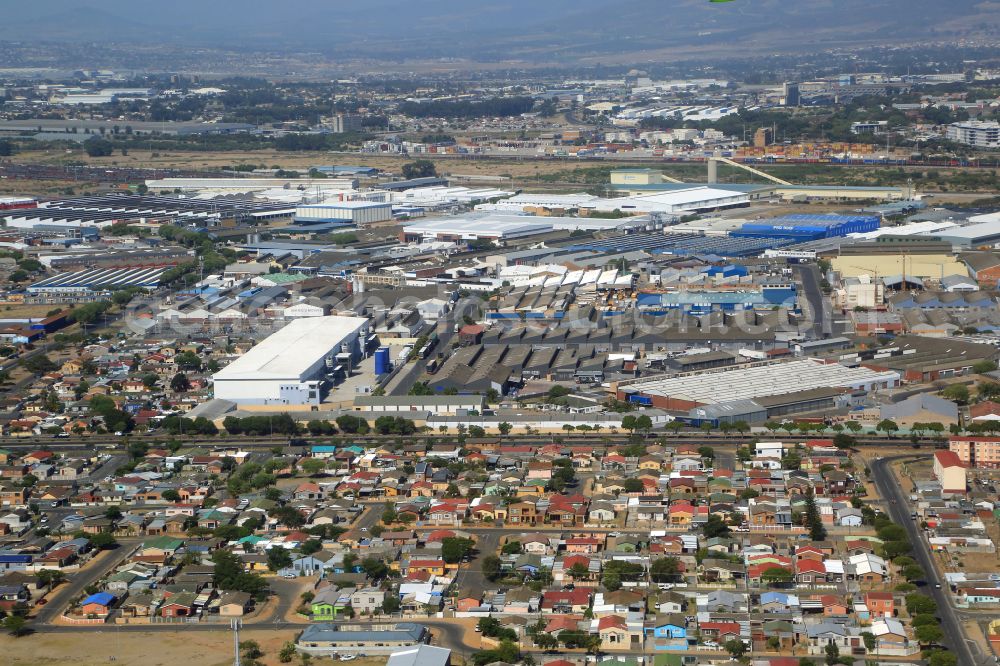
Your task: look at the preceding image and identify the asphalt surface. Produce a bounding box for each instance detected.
[0,433,943,451]
[387,319,457,396]
[452,530,501,594]
[33,542,137,624]
[794,263,832,338]
[871,455,987,666]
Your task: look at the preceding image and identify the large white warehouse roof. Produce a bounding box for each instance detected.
[402,214,553,239]
[625,358,899,405]
[214,315,368,381]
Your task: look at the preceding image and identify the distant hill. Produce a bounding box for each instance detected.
[1,0,995,62]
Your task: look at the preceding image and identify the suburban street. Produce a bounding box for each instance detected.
[871,455,988,666]
[33,542,138,624]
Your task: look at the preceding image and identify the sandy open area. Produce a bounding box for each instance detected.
[0,628,332,666]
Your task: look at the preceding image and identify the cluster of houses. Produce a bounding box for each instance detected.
[0,434,958,658]
[1,339,217,438]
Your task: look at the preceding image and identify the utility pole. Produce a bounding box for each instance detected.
[232,618,242,666]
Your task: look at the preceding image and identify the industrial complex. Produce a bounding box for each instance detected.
[211,315,371,406]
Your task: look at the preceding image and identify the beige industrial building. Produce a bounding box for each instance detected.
[831,254,969,280]
[610,168,665,186]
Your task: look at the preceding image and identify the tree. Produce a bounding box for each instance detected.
[240,640,263,661]
[174,350,203,371]
[940,384,970,405]
[972,360,997,374]
[170,372,191,392]
[37,569,66,590]
[635,414,653,433]
[723,639,747,659]
[401,160,437,179]
[482,555,502,582]
[267,547,293,571]
[620,415,637,433]
[360,557,389,581]
[905,593,937,615]
[861,631,876,653]
[212,550,267,596]
[382,595,401,614]
[702,514,730,539]
[300,539,323,555]
[22,354,57,375]
[84,137,113,157]
[300,458,326,476]
[650,557,681,583]
[804,488,827,541]
[88,532,117,550]
[279,642,297,663]
[926,650,958,666]
[335,414,369,434]
[3,615,28,637]
[824,641,840,666]
[761,567,794,585]
[441,537,475,564]
[832,433,856,449]
[535,633,559,650]
[498,422,512,436]
[915,624,944,645]
[468,425,486,438]
[876,419,899,437]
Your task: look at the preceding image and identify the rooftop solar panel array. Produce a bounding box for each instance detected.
[28,266,169,292]
[3,194,291,225]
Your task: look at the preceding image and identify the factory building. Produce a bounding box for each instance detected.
[733,214,879,241]
[27,267,170,294]
[295,201,393,226]
[616,358,900,412]
[636,282,797,314]
[935,217,1000,249]
[399,215,554,242]
[212,316,371,406]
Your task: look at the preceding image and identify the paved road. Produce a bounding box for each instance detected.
[794,264,831,339]
[453,530,502,593]
[871,455,988,666]
[343,504,382,540]
[387,319,457,396]
[33,542,137,624]
[0,433,943,452]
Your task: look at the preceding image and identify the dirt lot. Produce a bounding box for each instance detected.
[0,629,310,666]
[0,629,395,666]
[0,304,69,318]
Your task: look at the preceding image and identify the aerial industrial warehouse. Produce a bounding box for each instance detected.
[212,315,370,406]
[617,358,901,412]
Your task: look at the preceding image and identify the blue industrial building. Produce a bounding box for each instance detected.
[702,264,749,278]
[636,282,796,314]
[732,214,879,241]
